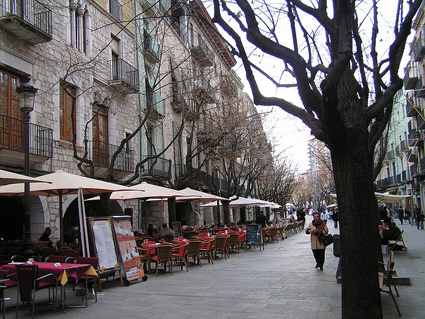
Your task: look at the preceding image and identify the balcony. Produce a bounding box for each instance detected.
[0,115,53,166]
[408,129,420,146]
[418,111,425,130]
[86,140,134,178]
[143,31,160,63]
[406,97,419,117]
[142,156,171,180]
[108,58,139,94]
[109,0,121,21]
[190,35,214,67]
[412,28,425,62]
[404,63,419,90]
[220,74,238,98]
[410,163,418,177]
[193,79,215,104]
[400,140,409,152]
[387,150,395,161]
[171,94,189,114]
[0,0,52,44]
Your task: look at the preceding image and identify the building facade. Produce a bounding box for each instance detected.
[0,0,273,241]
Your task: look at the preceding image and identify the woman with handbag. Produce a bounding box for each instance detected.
[306,211,329,270]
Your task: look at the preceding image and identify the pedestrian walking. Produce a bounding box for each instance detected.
[320,211,328,223]
[398,206,404,225]
[305,211,329,270]
[332,209,339,228]
[415,206,424,230]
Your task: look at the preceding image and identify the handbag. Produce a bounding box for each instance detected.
[322,233,334,246]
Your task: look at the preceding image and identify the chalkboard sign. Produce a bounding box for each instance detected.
[172,222,182,237]
[245,224,263,250]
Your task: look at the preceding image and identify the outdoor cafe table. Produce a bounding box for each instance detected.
[1,262,98,309]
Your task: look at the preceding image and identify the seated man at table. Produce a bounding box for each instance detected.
[381,217,402,245]
[157,223,175,239]
[39,227,55,248]
[256,212,269,228]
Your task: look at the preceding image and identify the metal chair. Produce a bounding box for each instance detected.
[151,244,173,275]
[15,264,58,318]
[75,257,98,307]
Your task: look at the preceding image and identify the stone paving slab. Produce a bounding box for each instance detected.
[2,216,424,318]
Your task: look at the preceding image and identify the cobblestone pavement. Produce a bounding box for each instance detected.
[3,216,424,319]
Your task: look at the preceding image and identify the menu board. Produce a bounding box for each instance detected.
[246,224,263,250]
[90,219,120,271]
[111,216,144,281]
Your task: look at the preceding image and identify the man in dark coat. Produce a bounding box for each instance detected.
[256,212,269,227]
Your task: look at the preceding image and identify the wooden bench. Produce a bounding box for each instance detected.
[388,230,407,252]
[378,251,401,317]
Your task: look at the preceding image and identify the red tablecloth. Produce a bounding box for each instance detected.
[1,262,97,285]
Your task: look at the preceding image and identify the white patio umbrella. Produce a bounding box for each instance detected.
[0,169,51,185]
[201,196,264,207]
[330,192,410,204]
[173,187,229,202]
[87,182,186,201]
[0,170,132,244]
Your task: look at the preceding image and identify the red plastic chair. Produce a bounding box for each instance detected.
[199,237,215,264]
[238,231,247,252]
[171,242,188,272]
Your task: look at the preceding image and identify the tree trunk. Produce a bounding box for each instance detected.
[331,131,383,318]
[223,200,230,226]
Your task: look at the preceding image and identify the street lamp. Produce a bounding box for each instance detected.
[17,76,38,258]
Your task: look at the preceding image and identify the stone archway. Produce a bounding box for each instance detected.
[0,196,24,240]
[63,197,124,234]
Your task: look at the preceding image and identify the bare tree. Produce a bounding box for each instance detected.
[211,0,422,317]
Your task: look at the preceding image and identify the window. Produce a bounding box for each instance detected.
[60,83,77,142]
[111,36,120,80]
[0,69,21,119]
[109,0,122,21]
[92,105,108,166]
[0,69,23,149]
[70,3,88,53]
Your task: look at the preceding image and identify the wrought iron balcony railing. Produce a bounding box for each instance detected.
[142,155,171,179]
[190,35,214,67]
[0,0,52,44]
[89,140,134,172]
[0,115,53,158]
[109,58,139,94]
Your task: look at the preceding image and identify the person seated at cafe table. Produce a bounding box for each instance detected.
[147,223,157,237]
[157,223,175,239]
[256,212,269,228]
[380,217,402,245]
[39,227,55,248]
[64,226,77,245]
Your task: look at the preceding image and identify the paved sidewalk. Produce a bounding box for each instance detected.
[3,217,424,318]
